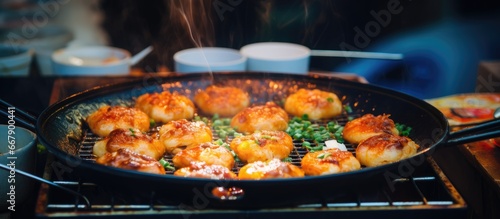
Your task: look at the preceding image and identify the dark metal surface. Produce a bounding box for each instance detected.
[33,72,499,208]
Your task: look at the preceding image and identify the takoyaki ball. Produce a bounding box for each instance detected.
[238,158,304,180]
[284,88,343,120]
[301,148,361,176]
[194,85,250,117]
[174,162,237,180]
[230,130,293,163]
[159,119,213,154]
[135,91,195,123]
[93,128,165,160]
[356,133,419,167]
[230,102,289,134]
[342,114,399,144]
[86,105,150,137]
[96,149,166,175]
[172,142,235,169]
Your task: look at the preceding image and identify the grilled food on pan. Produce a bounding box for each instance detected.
[93,128,165,160]
[230,130,293,163]
[284,88,342,120]
[194,85,250,117]
[159,119,213,154]
[135,91,195,123]
[86,105,150,137]
[301,148,361,176]
[96,148,166,175]
[356,133,419,167]
[230,102,289,134]
[342,114,399,144]
[174,161,237,180]
[172,142,235,169]
[238,158,304,180]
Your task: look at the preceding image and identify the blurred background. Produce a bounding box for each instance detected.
[1,0,500,99]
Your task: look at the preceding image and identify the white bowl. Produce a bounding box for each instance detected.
[174,47,247,73]
[52,46,131,76]
[0,44,33,77]
[240,42,311,74]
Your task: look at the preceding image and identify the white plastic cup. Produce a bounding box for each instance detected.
[0,125,37,210]
[174,47,247,73]
[240,42,311,74]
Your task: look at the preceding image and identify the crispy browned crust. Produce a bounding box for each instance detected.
[284,88,342,120]
[194,85,250,117]
[343,114,399,144]
[96,149,166,175]
[230,102,289,134]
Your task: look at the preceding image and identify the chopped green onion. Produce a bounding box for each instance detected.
[396,123,412,136]
[317,152,331,159]
[149,119,156,127]
[344,105,353,113]
[37,143,46,154]
[262,135,272,139]
[212,114,220,120]
[282,157,292,162]
[327,97,334,103]
[214,139,225,145]
[159,158,175,171]
[129,128,136,137]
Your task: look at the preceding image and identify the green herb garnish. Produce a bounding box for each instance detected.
[282,157,292,162]
[395,123,412,136]
[327,97,334,103]
[344,105,353,113]
[129,128,136,137]
[159,158,175,171]
[149,119,156,127]
[286,116,345,151]
[327,121,345,143]
[317,152,331,159]
[37,143,46,154]
[211,115,241,139]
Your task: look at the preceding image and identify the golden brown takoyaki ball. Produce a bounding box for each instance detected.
[86,105,150,137]
[93,128,165,160]
[230,130,293,163]
[194,85,250,117]
[173,161,237,180]
[172,142,235,169]
[301,148,360,176]
[355,133,419,167]
[96,148,166,175]
[284,88,342,120]
[230,102,289,134]
[238,158,304,180]
[159,119,213,154]
[135,91,195,123]
[342,114,399,144]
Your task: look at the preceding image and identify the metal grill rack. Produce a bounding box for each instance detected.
[36,156,467,218]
